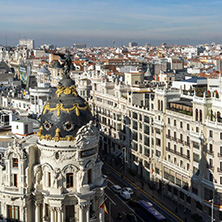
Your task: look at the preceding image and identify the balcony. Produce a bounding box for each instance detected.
[206,150,214,157]
[166,147,190,160]
[185,141,190,146]
[217,167,222,172]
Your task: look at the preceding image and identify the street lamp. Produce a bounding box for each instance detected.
[123,147,128,175]
[209,199,215,222]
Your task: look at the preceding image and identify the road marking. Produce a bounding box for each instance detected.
[107,187,145,222]
[104,161,183,222]
[107,179,114,185]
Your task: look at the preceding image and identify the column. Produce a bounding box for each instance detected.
[50,207,54,222]
[35,202,40,222]
[57,207,62,222]
[79,205,84,222]
[86,204,90,222]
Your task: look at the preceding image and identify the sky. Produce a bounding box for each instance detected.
[0,0,222,47]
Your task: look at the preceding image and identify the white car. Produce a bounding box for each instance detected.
[111,185,122,193]
[122,187,134,195]
[119,191,131,200]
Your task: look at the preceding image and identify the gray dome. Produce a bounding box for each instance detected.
[37,75,93,142]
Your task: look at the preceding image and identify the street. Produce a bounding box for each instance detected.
[102,161,185,222]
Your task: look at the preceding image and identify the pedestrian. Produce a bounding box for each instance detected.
[175,207,177,213]
[141,181,144,189]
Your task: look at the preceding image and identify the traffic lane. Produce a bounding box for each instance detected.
[105,186,133,221]
[103,162,183,222]
[103,166,136,192]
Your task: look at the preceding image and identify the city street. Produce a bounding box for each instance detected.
[102,160,187,222]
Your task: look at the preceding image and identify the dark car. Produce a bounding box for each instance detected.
[127,213,138,222]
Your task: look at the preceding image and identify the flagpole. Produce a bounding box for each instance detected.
[109,201,112,222]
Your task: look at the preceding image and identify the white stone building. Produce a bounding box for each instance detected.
[0,75,106,222]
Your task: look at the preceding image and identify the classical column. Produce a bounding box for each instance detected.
[35,202,40,222]
[79,205,84,222]
[50,207,54,222]
[57,207,63,222]
[86,204,90,222]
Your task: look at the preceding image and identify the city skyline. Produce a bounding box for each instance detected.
[1,0,222,47]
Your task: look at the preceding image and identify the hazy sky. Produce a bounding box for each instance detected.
[0,0,222,47]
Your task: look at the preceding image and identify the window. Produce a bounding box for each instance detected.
[180,122,183,128]
[156,138,161,146]
[176,178,181,186]
[193,153,200,162]
[7,205,20,220]
[220,133,222,140]
[187,196,191,204]
[174,131,176,140]
[66,173,73,188]
[48,172,51,187]
[144,116,149,123]
[209,130,213,138]
[88,169,92,184]
[209,144,213,153]
[196,127,199,133]
[133,120,138,130]
[13,158,18,168]
[187,136,190,145]
[133,112,137,119]
[144,136,150,146]
[180,191,184,200]
[180,134,183,142]
[196,109,198,121]
[168,129,170,137]
[168,118,170,124]
[144,125,149,135]
[174,120,176,126]
[196,201,202,211]
[187,163,190,171]
[187,124,190,130]
[168,142,170,149]
[13,174,17,187]
[66,205,74,221]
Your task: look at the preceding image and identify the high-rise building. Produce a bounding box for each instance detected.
[19,39,35,49]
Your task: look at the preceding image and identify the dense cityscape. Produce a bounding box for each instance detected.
[0,39,222,222]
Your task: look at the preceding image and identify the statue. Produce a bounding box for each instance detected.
[59,52,73,77]
[52,168,62,189]
[34,165,42,189]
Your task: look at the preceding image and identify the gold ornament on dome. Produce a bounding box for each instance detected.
[42,102,90,117]
[56,86,78,97]
[37,127,76,142]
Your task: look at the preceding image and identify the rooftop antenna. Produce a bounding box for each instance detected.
[5,32,7,47]
[112,40,116,48]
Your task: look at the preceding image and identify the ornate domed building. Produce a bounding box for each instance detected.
[0,58,106,222]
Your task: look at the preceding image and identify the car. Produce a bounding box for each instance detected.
[122,187,134,195]
[119,191,131,200]
[127,213,138,222]
[111,185,122,193]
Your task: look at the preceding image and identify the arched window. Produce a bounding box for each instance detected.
[196,109,198,121]
[158,100,160,110]
[217,111,221,122]
[161,101,163,111]
[199,110,202,122]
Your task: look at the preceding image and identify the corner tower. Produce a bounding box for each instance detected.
[34,70,106,221]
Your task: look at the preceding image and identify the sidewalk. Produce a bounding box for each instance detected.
[103,154,193,222]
